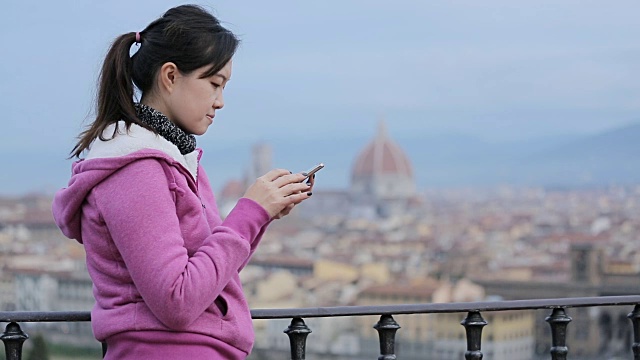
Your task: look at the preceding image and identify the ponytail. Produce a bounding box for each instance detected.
[71,32,139,158]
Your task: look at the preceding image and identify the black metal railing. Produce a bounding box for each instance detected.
[2,295,640,360]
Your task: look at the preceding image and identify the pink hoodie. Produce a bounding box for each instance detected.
[52,123,271,359]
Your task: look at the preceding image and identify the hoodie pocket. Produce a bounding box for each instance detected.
[214,295,228,316]
[210,295,234,320]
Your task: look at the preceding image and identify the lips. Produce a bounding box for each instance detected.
[206,114,214,122]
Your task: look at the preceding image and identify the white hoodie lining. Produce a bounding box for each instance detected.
[86,122,199,180]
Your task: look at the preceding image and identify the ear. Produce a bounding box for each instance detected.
[157,62,179,94]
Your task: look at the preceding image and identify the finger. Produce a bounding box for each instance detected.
[262,168,293,182]
[281,203,295,216]
[274,203,295,219]
[274,173,307,188]
[280,182,312,196]
[284,188,303,197]
[285,191,312,205]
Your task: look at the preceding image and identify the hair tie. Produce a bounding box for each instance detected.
[135,32,141,44]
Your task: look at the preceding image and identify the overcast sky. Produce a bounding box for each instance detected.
[1,0,639,193]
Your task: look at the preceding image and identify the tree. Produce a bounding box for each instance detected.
[26,333,50,360]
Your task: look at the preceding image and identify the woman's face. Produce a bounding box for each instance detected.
[167,61,232,135]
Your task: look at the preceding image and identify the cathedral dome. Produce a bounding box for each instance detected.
[350,121,416,206]
[352,121,413,180]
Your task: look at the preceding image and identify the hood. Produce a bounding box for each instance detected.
[52,122,201,244]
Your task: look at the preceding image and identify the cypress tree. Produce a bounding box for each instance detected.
[26,333,50,360]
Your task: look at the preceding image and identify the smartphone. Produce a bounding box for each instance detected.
[301,163,324,181]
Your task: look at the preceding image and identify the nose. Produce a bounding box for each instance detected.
[214,92,224,110]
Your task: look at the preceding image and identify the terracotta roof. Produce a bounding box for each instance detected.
[220,179,246,199]
[360,282,437,300]
[351,121,413,178]
[542,233,609,245]
[4,209,56,227]
[250,256,314,269]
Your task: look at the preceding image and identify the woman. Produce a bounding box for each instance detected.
[52,4,314,359]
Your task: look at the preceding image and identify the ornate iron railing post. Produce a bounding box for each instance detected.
[546,308,571,360]
[1,322,29,360]
[628,305,640,360]
[374,314,400,360]
[284,317,311,360]
[460,311,487,360]
[0,296,639,359]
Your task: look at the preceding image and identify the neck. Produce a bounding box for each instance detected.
[141,96,172,122]
[133,103,197,155]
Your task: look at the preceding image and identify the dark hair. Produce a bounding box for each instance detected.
[71,4,239,158]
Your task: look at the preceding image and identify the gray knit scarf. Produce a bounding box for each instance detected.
[134,103,197,155]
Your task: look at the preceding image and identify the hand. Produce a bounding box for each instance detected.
[273,173,316,219]
[242,169,313,219]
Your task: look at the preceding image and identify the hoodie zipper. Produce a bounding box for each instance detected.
[174,155,206,213]
[196,165,206,211]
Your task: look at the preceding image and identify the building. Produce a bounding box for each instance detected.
[351,277,536,359]
[432,310,535,360]
[350,121,416,217]
[219,120,419,220]
[9,256,95,346]
[219,143,273,218]
[472,241,639,358]
[351,121,415,200]
[290,120,419,220]
[245,143,273,189]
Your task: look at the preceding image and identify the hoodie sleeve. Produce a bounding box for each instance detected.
[196,165,272,272]
[223,203,272,272]
[92,158,267,330]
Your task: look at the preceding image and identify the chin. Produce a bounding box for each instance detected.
[191,126,209,136]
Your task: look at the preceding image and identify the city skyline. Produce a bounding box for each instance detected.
[2,174,639,358]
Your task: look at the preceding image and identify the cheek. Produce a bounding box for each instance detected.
[198,85,217,105]
[181,86,210,112]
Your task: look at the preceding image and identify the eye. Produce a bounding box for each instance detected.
[211,82,222,89]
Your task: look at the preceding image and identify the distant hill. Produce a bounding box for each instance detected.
[527,121,640,162]
[236,121,640,189]
[510,121,640,186]
[3,121,640,195]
